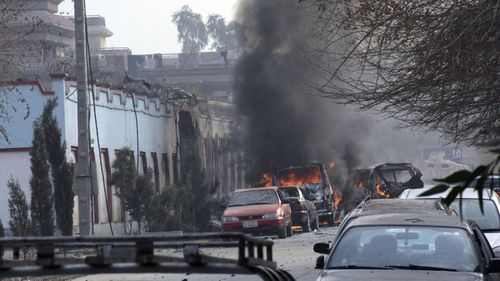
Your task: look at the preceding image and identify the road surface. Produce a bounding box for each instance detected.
[71,226,338,281]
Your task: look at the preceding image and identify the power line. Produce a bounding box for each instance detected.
[83,0,114,236]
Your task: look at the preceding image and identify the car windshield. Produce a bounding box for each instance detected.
[450,199,500,230]
[328,226,480,272]
[280,187,300,198]
[228,189,279,206]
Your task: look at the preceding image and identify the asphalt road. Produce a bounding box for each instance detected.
[71,226,338,281]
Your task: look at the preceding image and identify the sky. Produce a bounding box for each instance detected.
[58,0,239,54]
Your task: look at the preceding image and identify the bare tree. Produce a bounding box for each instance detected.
[172,5,208,53]
[302,0,499,145]
[0,0,42,142]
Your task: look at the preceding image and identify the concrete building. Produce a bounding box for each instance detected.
[0,74,241,235]
[3,0,75,78]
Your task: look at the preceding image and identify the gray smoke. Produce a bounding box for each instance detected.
[233,0,373,185]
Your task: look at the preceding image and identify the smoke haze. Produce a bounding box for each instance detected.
[233,0,372,185]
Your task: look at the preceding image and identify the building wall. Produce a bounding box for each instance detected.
[0,75,238,235]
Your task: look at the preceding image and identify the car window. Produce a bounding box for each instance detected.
[280,187,301,198]
[328,226,480,272]
[450,199,500,230]
[228,190,279,206]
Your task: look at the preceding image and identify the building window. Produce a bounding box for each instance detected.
[162,153,170,186]
[151,153,160,193]
[90,149,99,225]
[71,146,78,163]
[101,148,112,220]
[172,152,179,185]
[140,151,147,174]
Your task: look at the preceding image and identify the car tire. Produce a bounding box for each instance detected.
[278,226,287,239]
[286,223,293,237]
[312,216,320,230]
[302,216,311,233]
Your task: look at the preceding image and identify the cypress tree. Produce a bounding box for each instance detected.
[8,177,31,237]
[0,219,4,237]
[41,99,74,235]
[30,119,54,236]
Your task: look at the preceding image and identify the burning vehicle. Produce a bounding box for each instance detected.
[343,163,424,212]
[272,163,336,226]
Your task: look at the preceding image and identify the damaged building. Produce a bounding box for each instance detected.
[0,74,244,235]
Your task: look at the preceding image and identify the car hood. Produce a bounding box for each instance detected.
[223,204,280,217]
[317,270,483,281]
[485,231,500,248]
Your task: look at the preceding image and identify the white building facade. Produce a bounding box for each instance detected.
[0,74,240,235]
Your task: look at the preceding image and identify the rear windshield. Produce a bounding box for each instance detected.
[280,187,300,198]
[228,189,279,207]
[328,226,479,272]
[451,199,500,230]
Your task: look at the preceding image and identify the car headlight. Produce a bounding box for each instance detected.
[262,213,280,219]
[221,216,239,222]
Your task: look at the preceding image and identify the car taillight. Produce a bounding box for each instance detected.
[291,204,303,211]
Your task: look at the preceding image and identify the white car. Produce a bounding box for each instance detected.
[399,187,500,248]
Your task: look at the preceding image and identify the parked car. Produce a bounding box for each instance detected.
[399,187,500,248]
[279,186,319,232]
[314,212,500,281]
[337,198,456,240]
[274,163,336,225]
[221,187,293,238]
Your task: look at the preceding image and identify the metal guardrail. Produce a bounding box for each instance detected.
[0,232,295,281]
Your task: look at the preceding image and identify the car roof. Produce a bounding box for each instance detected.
[233,187,278,192]
[350,198,455,217]
[346,213,470,229]
[400,187,495,200]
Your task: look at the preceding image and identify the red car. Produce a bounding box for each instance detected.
[221,187,293,238]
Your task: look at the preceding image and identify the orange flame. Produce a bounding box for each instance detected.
[375,182,390,198]
[259,172,273,187]
[333,188,342,208]
[354,181,366,189]
[276,167,321,187]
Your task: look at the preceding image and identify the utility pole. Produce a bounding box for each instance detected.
[74,0,91,236]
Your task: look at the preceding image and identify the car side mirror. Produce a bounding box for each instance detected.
[488,258,500,273]
[493,246,500,258]
[282,198,290,204]
[313,242,330,254]
[315,255,325,269]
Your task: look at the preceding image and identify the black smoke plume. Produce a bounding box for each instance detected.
[233,0,372,186]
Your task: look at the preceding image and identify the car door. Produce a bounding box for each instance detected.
[301,187,318,221]
[471,223,500,279]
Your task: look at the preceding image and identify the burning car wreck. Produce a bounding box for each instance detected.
[272,163,337,226]
[340,163,424,215]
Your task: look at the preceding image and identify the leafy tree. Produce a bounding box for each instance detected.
[302,0,499,145]
[206,14,238,51]
[7,177,31,237]
[172,5,208,53]
[111,148,154,233]
[30,119,54,236]
[144,186,180,232]
[41,98,73,236]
